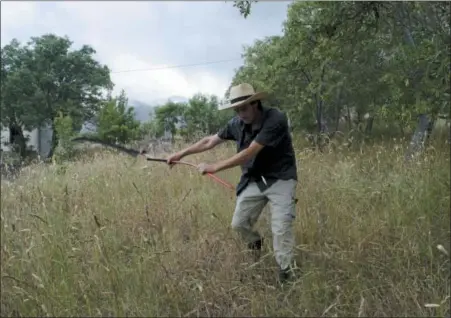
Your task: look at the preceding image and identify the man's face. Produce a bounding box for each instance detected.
[234,101,259,124]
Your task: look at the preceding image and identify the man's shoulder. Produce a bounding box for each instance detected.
[264,107,288,125]
[217,116,241,141]
[228,115,242,128]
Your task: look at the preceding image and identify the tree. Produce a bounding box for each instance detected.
[233,0,257,18]
[96,90,141,144]
[153,101,185,142]
[146,93,231,142]
[138,121,160,140]
[231,0,450,152]
[1,40,43,157]
[1,34,113,159]
[53,112,76,163]
[181,93,230,139]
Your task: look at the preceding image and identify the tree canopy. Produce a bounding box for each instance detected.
[1,2,449,160]
[231,1,449,139]
[1,34,112,158]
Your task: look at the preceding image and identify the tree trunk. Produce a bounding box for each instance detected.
[332,87,343,136]
[320,117,329,134]
[314,65,327,152]
[355,111,364,132]
[46,120,58,159]
[315,65,326,134]
[9,123,27,159]
[365,116,374,135]
[334,114,340,134]
[399,122,405,136]
[346,106,352,131]
[395,2,416,47]
[405,113,434,161]
[448,120,451,145]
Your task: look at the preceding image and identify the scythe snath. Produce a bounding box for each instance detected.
[71,136,234,190]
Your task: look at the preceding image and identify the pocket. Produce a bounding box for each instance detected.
[268,180,297,220]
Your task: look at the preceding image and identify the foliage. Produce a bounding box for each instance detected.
[231,1,450,144]
[96,90,141,144]
[149,94,232,142]
[1,34,113,159]
[233,0,257,18]
[138,121,160,140]
[0,39,43,131]
[52,112,76,164]
[152,101,185,141]
[1,3,450,315]
[180,94,231,139]
[1,2,449,161]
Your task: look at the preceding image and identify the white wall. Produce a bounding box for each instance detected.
[24,128,39,153]
[0,126,10,151]
[39,124,53,158]
[0,124,53,159]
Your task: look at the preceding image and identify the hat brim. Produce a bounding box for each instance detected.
[218,92,268,111]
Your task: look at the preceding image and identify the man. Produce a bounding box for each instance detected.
[166,83,298,283]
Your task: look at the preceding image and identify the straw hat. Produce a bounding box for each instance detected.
[219,83,268,110]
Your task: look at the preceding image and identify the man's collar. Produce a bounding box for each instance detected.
[239,106,269,132]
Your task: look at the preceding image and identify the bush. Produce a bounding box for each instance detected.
[53,112,76,164]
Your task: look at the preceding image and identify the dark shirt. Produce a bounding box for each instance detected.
[217,106,298,196]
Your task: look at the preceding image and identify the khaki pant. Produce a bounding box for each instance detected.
[231,179,297,270]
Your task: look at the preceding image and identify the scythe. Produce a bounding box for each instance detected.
[71,136,234,190]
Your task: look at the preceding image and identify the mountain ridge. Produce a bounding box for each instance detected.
[130,96,189,122]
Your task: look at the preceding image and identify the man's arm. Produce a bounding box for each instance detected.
[213,141,264,173]
[178,134,225,158]
[170,118,236,165]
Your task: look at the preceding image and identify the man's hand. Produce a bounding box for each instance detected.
[166,151,184,167]
[197,163,218,174]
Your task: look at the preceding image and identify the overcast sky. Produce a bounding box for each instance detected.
[1,1,291,104]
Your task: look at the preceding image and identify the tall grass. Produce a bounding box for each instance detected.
[1,136,449,317]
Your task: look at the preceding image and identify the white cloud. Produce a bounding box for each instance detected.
[54,1,158,32]
[109,54,229,102]
[110,53,192,101]
[0,1,37,29]
[1,1,289,104]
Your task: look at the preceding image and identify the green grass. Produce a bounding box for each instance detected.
[1,136,450,317]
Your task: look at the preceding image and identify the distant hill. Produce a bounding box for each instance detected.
[129,96,189,122]
[149,96,189,106]
[130,100,155,122]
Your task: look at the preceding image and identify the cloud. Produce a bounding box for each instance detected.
[109,53,195,101]
[110,55,231,102]
[1,1,37,29]
[1,1,291,103]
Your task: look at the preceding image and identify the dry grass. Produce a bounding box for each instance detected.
[1,137,450,317]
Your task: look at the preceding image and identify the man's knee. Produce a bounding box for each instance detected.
[269,198,296,236]
[271,212,295,236]
[231,204,252,231]
[230,214,244,231]
[231,188,267,230]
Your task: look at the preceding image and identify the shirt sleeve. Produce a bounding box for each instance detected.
[217,118,237,141]
[254,111,288,147]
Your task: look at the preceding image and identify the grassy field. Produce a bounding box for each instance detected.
[1,135,450,317]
